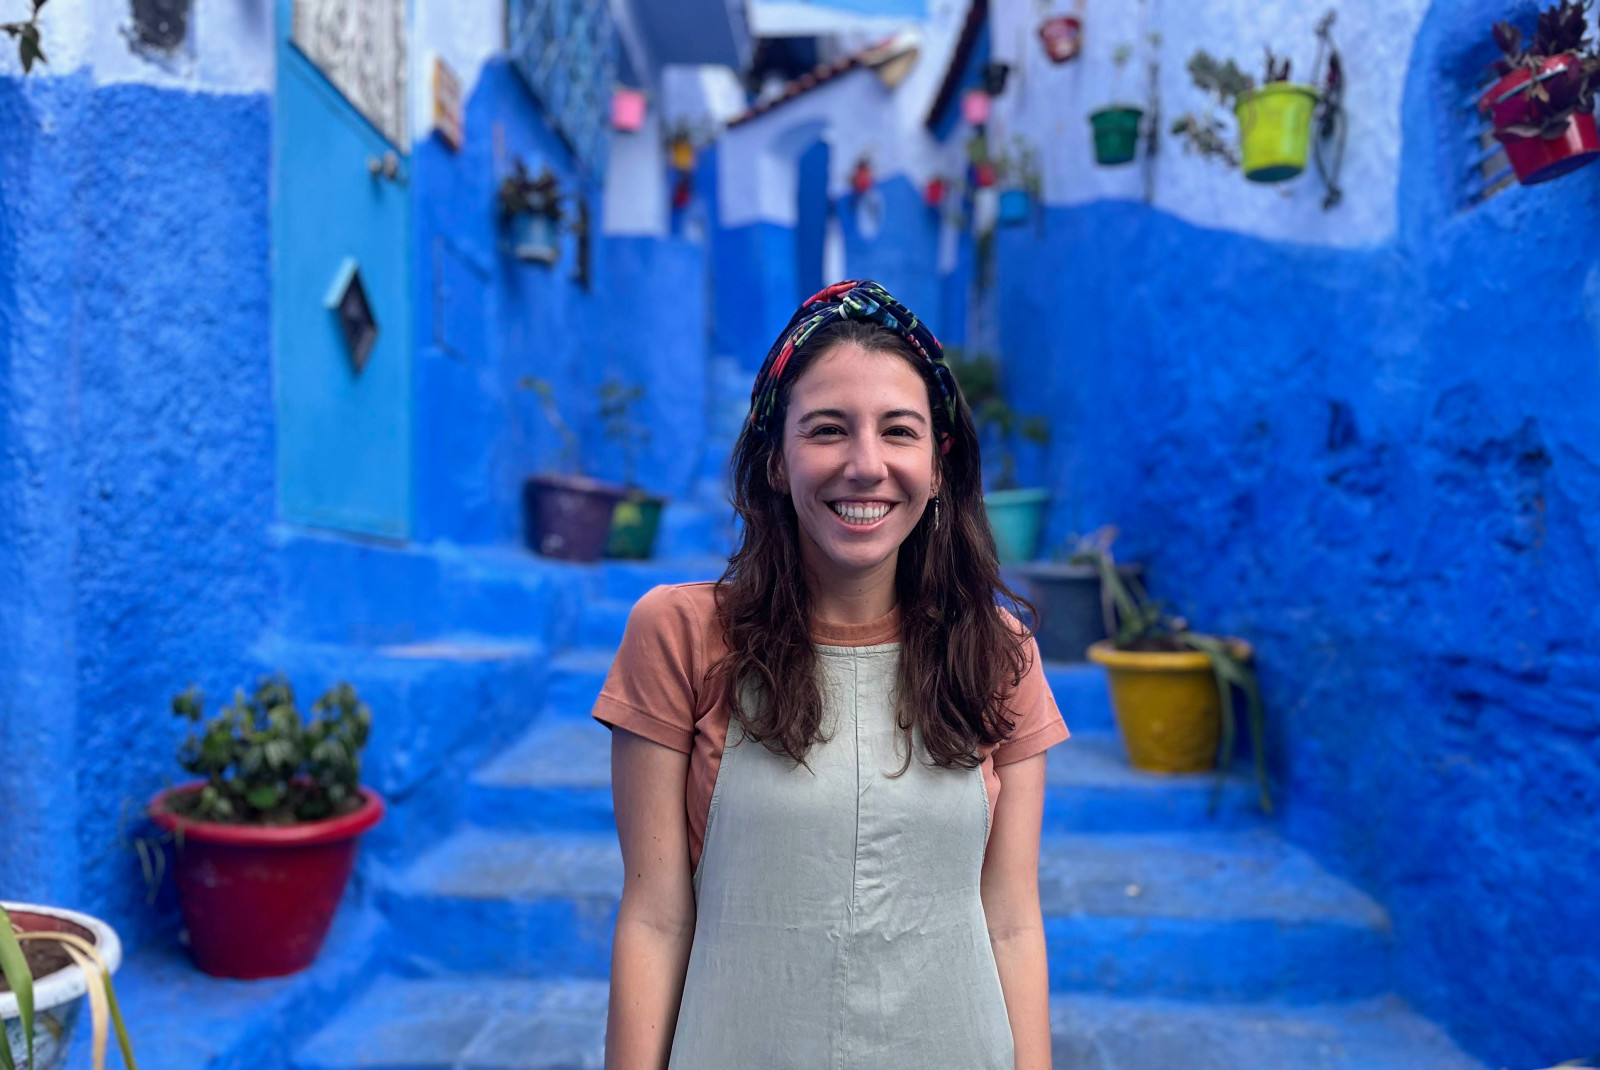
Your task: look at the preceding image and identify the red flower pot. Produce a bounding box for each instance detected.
[1038,15,1083,64]
[1481,54,1600,184]
[924,177,946,207]
[148,783,385,979]
[973,161,997,188]
[852,161,873,194]
[1497,111,1600,184]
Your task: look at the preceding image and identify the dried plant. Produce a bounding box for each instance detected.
[1488,1,1600,138]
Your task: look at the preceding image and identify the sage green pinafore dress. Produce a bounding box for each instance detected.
[666,639,1016,1069]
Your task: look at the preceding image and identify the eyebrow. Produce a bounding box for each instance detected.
[797,407,928,425]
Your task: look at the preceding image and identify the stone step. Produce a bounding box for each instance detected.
[591,557,725,604]
[294,977,1487,1070]
[70,906,387,1070]
[540,647,1114,729]
[467,722,1262,835]
[576,598,634,649]
[381,827,1391,1000]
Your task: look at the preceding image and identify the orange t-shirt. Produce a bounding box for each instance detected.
[592,582,1070,869]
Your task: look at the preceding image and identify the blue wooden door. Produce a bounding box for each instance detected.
[273,0,413,539]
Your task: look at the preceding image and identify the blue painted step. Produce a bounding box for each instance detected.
[467,723,1262,835]
[69,907,388,1070]
[542,647,1115,728]
[380,827,1391,1000]
[294,976,1488,1070]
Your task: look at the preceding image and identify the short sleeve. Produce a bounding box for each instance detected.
[591,585,705,754]
[991,620,1070,767]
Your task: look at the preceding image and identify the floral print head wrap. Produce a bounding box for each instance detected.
[747,280,960,449]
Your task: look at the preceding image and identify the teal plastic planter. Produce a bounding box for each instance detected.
[985,488,1049,565]
[998,189,1032,226]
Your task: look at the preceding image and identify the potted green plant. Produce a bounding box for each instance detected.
[497,159,564,264]
[1480,1,1600,185]
[145,677,383,979]
[1072,539,1271,813]
[996,137,1042,225]
[2,903,134,1070]
[947,349,1050,565]
[1018,526,1144,662]
[595,378,667,560]
[1172,46,1319,182]
[1090,43,1146,166]
[519,377,631,562]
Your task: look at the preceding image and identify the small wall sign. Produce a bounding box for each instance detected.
[432,55,464,152]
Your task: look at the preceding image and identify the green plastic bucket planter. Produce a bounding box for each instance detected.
[1090,106,1143,166]
[985,488,1049,565]
[605,493,665,559]
[1236,83,1318,183]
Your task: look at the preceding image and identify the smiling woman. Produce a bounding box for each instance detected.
[593,280,1068,1070]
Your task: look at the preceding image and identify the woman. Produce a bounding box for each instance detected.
[593,280,1068,1069]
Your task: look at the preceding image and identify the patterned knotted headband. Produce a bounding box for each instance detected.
[747,279,959,450]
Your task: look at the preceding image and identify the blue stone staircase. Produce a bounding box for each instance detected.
[280,556,1490,1070]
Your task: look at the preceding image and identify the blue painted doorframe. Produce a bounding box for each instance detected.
[273,0,414,539]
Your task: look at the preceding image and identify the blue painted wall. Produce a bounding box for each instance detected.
[993,2,1600,1065]
[0,74,277,951]
[0,52,718,960]
[840,175,944,335]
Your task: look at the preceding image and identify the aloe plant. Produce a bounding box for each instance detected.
[1069,526,1273,813]
[0,906,137,1070]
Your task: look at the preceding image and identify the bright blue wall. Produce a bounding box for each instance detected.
[0,54,715,959]
[840,175,944,335]
[411,58,710,545]
[0,75,278,951]
[994,3,1600,1065]
[795,138,829,304]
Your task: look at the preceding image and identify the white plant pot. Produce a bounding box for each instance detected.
[1,903,122,1070]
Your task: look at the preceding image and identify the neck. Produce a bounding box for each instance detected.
[799,541,899,625]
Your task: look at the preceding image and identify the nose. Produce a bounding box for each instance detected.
[842,432,889,485]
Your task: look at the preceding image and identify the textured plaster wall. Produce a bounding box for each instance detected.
[411,58,711,547]
[0,71,276,952]
[994,0,1600,1064]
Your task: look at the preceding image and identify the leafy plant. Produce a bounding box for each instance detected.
[596,378,650,488]
[1,905,137,1070]
[163,676,371,825]
[1069,526,1273,813]
[945,348,1048,490]
[994,136,1043,197]
[497,159,563,221]
[1487,0,1600,138]
[518,376,581,475]
[1,0,47,74]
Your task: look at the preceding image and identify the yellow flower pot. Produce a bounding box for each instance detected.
[1235,83,1319,183]
[1087,639,1252,773]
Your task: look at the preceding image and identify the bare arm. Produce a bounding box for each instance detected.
[605,727,697,1070]
[981,752,1052,1070]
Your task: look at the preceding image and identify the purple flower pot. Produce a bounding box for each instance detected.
[522,475,628,562]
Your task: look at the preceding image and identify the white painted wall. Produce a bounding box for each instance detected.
[0,0,271,92]
[989,0,1431,247]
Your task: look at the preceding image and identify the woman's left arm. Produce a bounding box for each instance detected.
[981,751,1052,1070]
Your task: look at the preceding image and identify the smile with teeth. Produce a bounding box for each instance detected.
[829,500,894,525]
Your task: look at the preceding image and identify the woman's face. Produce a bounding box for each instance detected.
[777,343,938,586]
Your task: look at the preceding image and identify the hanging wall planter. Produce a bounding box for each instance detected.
[611,87,647,132]
[924,176,947,208]
[498,160,564,264]
[997,188,1032,225]
[1038,15,1083,63]
[1236,82,1320,182]
[852,157,874,194]
[1480,7,1600,186]
[1090,106,1144,165]
[605,491,667,559]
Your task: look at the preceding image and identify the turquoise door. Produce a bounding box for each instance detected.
[273,0,413,539]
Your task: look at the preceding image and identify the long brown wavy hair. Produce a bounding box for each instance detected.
[711,318,1037,769]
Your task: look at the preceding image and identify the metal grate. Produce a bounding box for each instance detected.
[507,0,617,175]
[1462,77,1516,207]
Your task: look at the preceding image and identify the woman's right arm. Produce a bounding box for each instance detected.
[605,726,696,1070]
